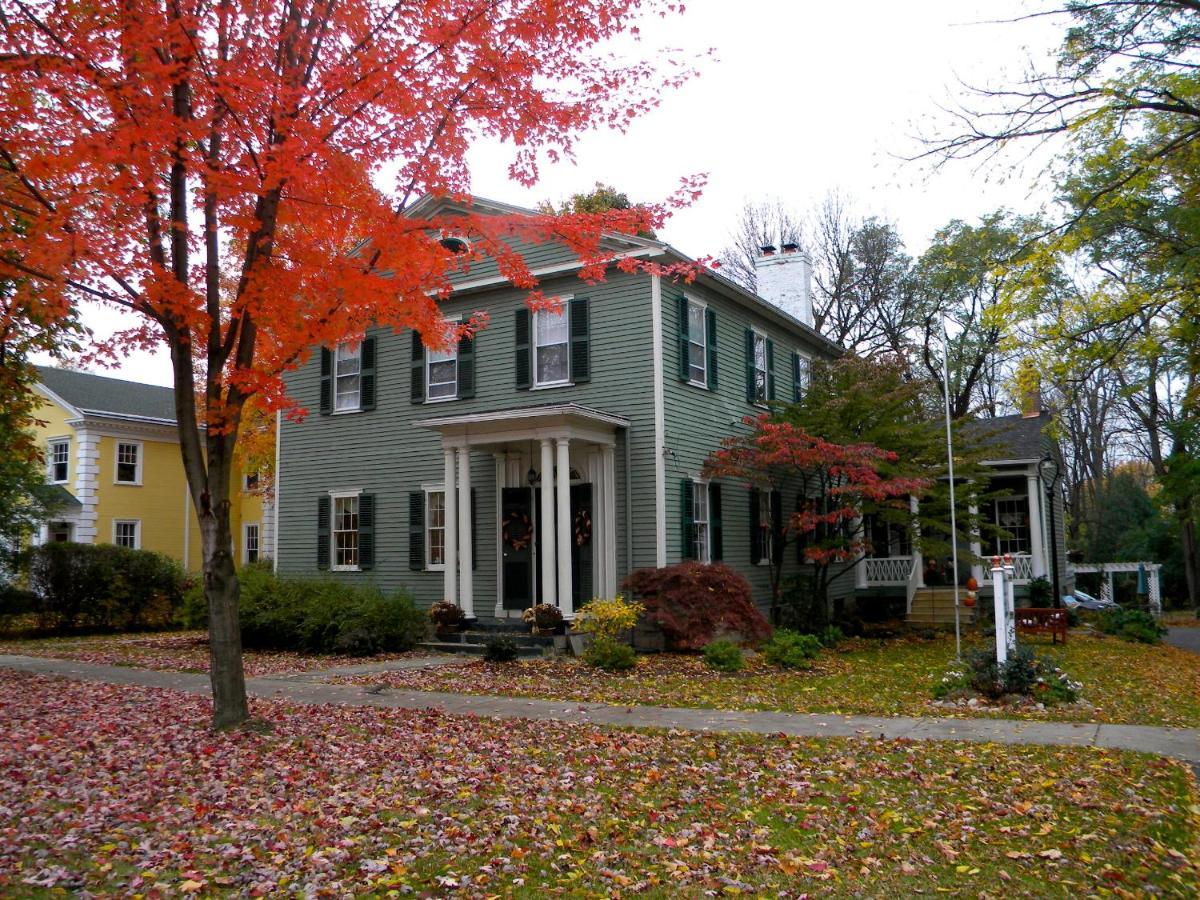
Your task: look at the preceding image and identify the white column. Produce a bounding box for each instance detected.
[991,559,1009,665]
[910,495,924,587]
[443,448,457,605]
[968,500,984,587]
[493,453,506,618]
[1003,555,1017,651]
[539,438,557,607]
[602,444,618,599]
[854,514,868,590]
[457,446,474,618]
[555,437,573,617]
[1026,473,1046,579]
[588,449,604,601]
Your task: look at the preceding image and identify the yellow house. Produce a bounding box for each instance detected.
[32,366,271,570]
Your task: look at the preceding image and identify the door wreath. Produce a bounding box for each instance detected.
[503,511,533,552]
[574,508,592,547]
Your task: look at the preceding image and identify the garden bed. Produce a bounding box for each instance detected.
[337,630,1200,727]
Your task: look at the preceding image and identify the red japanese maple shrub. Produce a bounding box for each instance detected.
[622,562,771,651]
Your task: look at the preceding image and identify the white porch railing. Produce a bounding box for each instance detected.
[1010,553,1033,584]
[863,555,913,586]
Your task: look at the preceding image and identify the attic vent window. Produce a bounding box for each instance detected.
[439,235,470,254]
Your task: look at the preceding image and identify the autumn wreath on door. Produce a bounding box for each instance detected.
[503,511,533,552]
[574,508,592,547]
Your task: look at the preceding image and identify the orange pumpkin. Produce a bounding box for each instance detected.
[966,576,979,591]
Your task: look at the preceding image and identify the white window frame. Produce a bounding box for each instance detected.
[333,341,362,413]
[243,471,260,492]
[113,519,140,549]
[48,437,70,484]
[757,489,773,566]
[114,441,143,485]
[330,489,362,571]
[686,296,708,388]
[752,330,769,405]
[426,318,460,403]
[794,353,811,399]
[533,301,572,389]
[693,478,711,564]
[424,485,447,571]
[994,495,1031,556]
[243,522,261,564]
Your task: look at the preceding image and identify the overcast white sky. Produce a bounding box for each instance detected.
[58,0,1059,386]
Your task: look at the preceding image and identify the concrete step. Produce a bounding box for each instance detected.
[418,641,548,658]
[434,630,555,649]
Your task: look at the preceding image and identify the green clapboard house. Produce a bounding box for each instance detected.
[276,195,842,621]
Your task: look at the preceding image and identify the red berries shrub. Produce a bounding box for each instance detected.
[622,562,771,651]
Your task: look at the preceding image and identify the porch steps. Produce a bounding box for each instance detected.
[419,625,557,659]
[907,587,971,627]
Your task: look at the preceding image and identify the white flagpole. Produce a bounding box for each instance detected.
[943,315,962,660]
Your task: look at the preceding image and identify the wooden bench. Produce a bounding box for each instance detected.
[1014,607,1068,645]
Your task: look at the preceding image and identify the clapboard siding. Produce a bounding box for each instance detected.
[659,280,833,613]
[278,270,657,607]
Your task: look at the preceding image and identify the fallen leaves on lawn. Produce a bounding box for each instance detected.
[1,669,1198,896]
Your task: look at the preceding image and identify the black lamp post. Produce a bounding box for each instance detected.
[1038,455,1062,608]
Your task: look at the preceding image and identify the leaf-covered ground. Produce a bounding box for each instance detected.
[1,670,1198,897]
[343,631,1200,727]
[0,631,435,677]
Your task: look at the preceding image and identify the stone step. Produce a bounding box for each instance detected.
[434,630,556,649]
[418,641,548,658]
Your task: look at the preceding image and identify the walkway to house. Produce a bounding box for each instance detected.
[3,652,1199,764]
[1166,627,1200,655]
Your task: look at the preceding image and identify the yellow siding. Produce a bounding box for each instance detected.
[32,393,75,466]
[95,435,193,561]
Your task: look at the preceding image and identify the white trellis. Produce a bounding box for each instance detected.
[1071,562,1163,617]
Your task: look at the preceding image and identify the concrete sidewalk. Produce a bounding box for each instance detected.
[3,653,1199,764]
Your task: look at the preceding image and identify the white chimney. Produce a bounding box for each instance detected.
[754,242,813,327]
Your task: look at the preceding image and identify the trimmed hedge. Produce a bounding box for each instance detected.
[183,563,427,655]
[25,542,188,631]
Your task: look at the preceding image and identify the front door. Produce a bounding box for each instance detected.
[501,487,535,610]
[570,484,593,608]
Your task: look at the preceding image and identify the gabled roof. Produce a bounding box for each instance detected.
[405,193,843,358]
[36,366,177,425]
[964,412,1053,463]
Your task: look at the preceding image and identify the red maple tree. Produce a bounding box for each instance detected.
[704,415,928,624]
[0,0,700,726]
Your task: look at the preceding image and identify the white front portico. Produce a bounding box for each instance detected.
[417,404,625,619]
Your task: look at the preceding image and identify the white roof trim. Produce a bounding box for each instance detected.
[416,403,630,430]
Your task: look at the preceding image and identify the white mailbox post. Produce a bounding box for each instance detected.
[991,556,1016,664]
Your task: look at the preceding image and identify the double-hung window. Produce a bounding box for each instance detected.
[687,300,707,386]
[751,332,769,404]
[994,497,1031,556]
[426,321,459,401]
[793,353,811,402]
[48,439,69,483]
[425,488,447,568]
[534,307,570,386]
[114,520,139,549]
[244,523,260,564]
[115,442,141,484]
[758,492,773,564]
[332,494,360,570]
[692,479,710,562]
[334,342,361,411]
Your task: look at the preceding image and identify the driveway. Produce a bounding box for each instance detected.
[1166,627,1200,654]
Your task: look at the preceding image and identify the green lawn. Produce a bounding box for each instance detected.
[2,669,1198,897]
[344,630,1200,727]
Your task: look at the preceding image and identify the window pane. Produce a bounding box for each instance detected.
[428,491,445,566]
[689,342,706,383]
[427,359,457,399]
[537,344,569,384]
[335,373,360,410]
[117,444,139,482]
[335,343,360,376]
[537,308,568,345]
[334,496,359,567]
[754,334,767,370]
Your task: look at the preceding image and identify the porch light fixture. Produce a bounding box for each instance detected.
[1038,455,1062,608]
[527,467,540,486]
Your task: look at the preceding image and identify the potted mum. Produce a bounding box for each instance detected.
[523,603,564,635]
[429,601,466,636]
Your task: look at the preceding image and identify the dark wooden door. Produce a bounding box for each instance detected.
[501,487,535,610]
[571,483,593,608]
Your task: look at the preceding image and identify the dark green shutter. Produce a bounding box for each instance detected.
[709,482,723,561]
[706,308,718,390]
[359,336,377,411]
[358,493,375,570]
[680,479,695,560]
[569,297,590,383]
[792,352,802,403]
[677,296,690,381]
[319,348,333,415]
[766,339,776,401]
[316,495,331,569]
[409,331,425,404]
[744,328,756,402]
[749,489,762,564]
[458,332,475,399]
[408,492,425,571]
[515,308,531,390]
[770,489,783,565]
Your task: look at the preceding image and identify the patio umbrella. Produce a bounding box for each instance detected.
[1137,562,1147,596]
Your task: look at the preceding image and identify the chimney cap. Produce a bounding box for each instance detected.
[759,244,776,256]
[781,242,799,253]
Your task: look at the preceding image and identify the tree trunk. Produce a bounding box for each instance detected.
[201,481,249,729]
[1181,512,1199,608]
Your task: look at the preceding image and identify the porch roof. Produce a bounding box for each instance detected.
[415,403,629,448]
